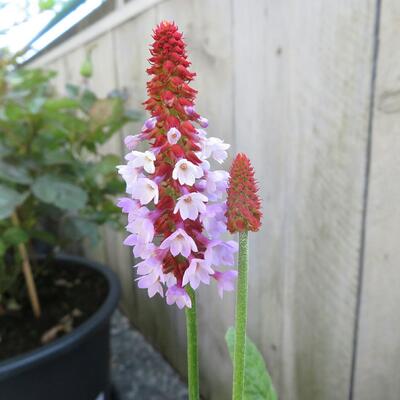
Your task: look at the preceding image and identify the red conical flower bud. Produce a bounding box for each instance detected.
[226,154,262,233]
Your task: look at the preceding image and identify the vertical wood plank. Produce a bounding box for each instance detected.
[353,1,400,399]
[233,1,376,399]
[46,59,67,95]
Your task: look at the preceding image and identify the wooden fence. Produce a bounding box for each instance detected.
[30,0,400,399]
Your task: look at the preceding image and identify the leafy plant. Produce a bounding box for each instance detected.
[0,53,139,315]
[226,327,278,400]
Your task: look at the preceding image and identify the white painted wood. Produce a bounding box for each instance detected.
[233,1,376,399]
[353,2,400,399]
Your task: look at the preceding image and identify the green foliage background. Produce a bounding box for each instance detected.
[0,54,139,308]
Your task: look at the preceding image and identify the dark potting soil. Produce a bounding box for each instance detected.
[0,259,108,361]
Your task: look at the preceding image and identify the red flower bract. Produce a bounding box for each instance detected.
[118,21,236,305]
[145,21,197,120]
[143,21,202,283]
[226,154,262,233]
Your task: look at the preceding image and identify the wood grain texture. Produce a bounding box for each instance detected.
[232,1,376,399]
[353,1,400,399]
[46,59,67,95]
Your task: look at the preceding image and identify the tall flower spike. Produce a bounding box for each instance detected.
[226,153,262,233]
[117,21,237,309]
[117,21,239,400]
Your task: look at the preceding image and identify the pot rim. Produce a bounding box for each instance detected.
[0,254,121,380]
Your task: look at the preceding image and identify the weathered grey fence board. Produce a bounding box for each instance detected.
[353,1,400,399]
[233,1,377,399]
[232,2,289,394]
[46,59,66,94]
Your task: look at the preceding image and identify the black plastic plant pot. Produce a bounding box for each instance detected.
[0,254,121,400]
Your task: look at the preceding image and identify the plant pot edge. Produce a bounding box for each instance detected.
[0,253,121,380]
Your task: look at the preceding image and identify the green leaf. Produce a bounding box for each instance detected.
[103,176,124,194]
[43,98,79,111]
[225,327,278,400]
[5,102,27,121]
[0,143,11,158]
[42,150,75,166]
[96,154,121,175]
[3,227,29,246]
[0,185,28,220]
[28,97,46,114]
[29,229,56,245]
[80,56,93,79]
[65,83,80,98]
[32,175,88,211]
[0,160,32,184]
[64,218,99,246]
[39,0,55,11]
[0,240,6,257]
[80,89,97,112]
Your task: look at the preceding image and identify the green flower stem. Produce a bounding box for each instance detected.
[233,231,249,400]
[185,286,199,400]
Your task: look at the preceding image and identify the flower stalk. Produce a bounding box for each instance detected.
[232,231,249,400]
[226,154,262,400]
[185,286,199,400]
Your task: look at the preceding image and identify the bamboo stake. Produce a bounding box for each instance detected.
[11,212,41,318]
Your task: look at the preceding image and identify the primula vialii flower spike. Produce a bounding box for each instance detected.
[226,153,262,233]
[117,21,237,309]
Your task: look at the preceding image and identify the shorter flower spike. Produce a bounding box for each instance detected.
[226,153,262,233]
